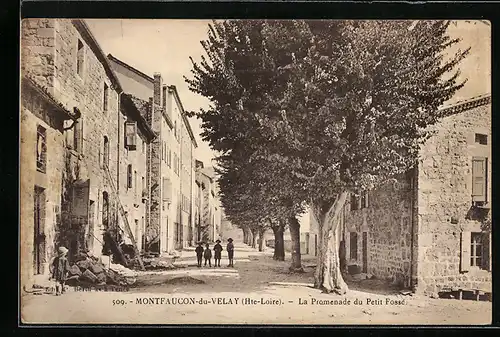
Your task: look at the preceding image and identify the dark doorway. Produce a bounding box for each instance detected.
[362,232,368,273]
[33,186,46,275]
[350,232,358,260]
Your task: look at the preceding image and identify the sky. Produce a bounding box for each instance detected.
[86,19,217,166]
[86,19,491,167]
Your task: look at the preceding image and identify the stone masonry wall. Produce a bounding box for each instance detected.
[416,102,492,296]
[345,177,414,287]
[22,19,121,258]
[20,88,66,287]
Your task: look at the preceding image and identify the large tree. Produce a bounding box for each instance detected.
[186,20,307,269]
[254,20,470,293]
[186,20,469,293]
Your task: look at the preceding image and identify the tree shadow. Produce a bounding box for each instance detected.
[129,253,405,297]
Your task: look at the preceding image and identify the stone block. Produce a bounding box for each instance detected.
[82,269,98,283]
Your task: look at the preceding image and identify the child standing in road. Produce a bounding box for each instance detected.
[50,246,71,296]
[227,238,234,267]
[204,243,212,267]
[195,242,204,268]
[213,240,223,267]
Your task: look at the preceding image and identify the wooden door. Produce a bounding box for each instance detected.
[33,186,46,275]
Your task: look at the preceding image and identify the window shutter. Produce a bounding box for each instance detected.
[482,232,491,271]
[125,122,137,150]
[163,178,172,202]
[460,231,471,272]
[472,158,486,201]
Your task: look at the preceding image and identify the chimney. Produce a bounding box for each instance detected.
[153,72,162,106]
[162,85,167,112]
[147,97,155,128]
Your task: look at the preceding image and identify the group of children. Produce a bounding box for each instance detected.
[195,238,235,268]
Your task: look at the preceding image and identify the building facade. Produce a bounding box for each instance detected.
[21,19,126,285]
[195,163,222,242]
[108,55,197,254]
[344,95,491,296]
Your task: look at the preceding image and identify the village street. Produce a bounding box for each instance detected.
[21,242,491,325]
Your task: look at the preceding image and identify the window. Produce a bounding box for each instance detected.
[127,165,133,189]
[103,83,109,112]
[141,176,145,196]
[460,231,491,272]
[470,233,482,268]
[76,39,84,77]
[472,157,488,203]
[103,136,109,168]
[124,122,137,150]
[350,232,358,260]
[475,133,488,145]
[36,125,47,173]
[470,232,490,270]
[134,170,138,198]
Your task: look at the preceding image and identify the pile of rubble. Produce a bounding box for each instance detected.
[66,255,137,287]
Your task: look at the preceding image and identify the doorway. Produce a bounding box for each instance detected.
[362,232,368,273]
[33,186,46,275]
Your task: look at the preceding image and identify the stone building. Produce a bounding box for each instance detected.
[20,75,78,288]
[118,93,156,252]
[344,94,491,296]
[107,55,197,254]
[20,19,128,285]
[166,85,198,249]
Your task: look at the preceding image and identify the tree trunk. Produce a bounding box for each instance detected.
[242,228,248,245]
[288,216,303,272]
[251,229,257,248]
[258,227,265,252]
[313,191,349,294]
[272,222,285,261]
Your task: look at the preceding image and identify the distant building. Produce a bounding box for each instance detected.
[195,162,221,242]
[108,55,197,254]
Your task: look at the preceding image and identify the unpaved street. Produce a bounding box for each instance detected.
[21,244,492,325]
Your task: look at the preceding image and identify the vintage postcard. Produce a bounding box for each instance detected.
[19,19,491,325]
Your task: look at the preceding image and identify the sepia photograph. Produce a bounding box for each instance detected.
[19,18,491,325]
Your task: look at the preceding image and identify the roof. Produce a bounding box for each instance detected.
[106,54,174,130]
[107,54,154,83]
[72,20,123,94]
[438,93,491,117]
[168,85,198,148]
[22,75,79,121]
[121,94,157,141]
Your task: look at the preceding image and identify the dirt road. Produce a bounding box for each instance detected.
[21,244,492,325]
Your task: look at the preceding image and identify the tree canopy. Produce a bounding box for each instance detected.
[186,19,470,292]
